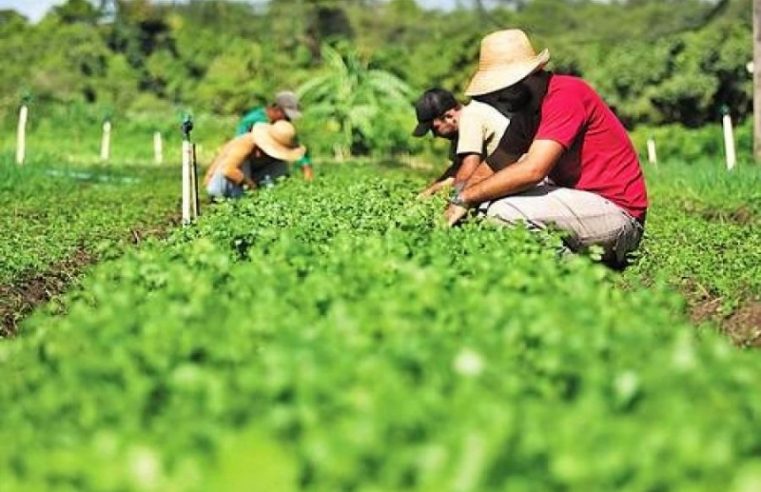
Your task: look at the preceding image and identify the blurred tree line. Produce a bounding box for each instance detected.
[0,0,753,157]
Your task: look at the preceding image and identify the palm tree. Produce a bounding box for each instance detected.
[298,43,413,160]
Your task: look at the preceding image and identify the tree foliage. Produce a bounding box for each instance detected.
[0,0,753,145]
[298,43,414,157]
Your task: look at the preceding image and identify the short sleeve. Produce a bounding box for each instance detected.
[455,105,486,156]
[235,108,268,136]
[535,94,585,149]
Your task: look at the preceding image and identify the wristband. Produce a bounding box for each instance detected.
[448,189,468,207]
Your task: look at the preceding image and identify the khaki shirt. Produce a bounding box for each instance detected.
[455,100,510,158]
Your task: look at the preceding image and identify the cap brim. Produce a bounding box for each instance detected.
[412,121,432,137]
[282,107,302,121]
[252,124,306,161]
[465,49,550,97]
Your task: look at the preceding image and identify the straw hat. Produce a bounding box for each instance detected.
[465,29,550,97]
[252,121,306,162]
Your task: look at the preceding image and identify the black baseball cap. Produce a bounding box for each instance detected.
[412,88,458,137]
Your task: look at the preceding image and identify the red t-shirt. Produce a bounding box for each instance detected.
[488,74,648,221]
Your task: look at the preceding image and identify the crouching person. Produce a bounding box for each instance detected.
[204,121,306,199]
[446,29,648,266]
[411,88,509,198]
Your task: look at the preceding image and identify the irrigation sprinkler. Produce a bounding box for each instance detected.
[181,115,200,226]
[16,104,28,165]
[721,106,736,171]
[100,120,112,162]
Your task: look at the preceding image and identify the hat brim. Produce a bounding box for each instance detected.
[465,49,550,97]
[282,107,302,121]
[252,124,306,162]
[412,120,432,137]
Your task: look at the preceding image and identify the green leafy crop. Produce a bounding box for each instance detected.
[623,160,761,315]
[2,164,760,491]
[0,159,178,284]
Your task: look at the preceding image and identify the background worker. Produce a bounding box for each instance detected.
[411,88,509,197]
[204,121,305,199]
[236,90,314,181]
[445,29,648,266]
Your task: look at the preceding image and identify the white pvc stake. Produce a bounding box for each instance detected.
[722,114,736,171]
[646,138,658,166]
[153,131,163,165]
[100,121,111,162]
[16,105,28,165]
[182,140,192,226]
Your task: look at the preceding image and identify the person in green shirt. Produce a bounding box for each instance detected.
[236,91,314,181]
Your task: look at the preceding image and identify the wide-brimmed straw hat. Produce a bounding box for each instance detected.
[252,121,306,162]
[465,29,550,97]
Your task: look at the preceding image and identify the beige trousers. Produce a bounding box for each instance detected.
[478,185,644,264]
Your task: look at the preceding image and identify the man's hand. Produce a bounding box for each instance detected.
[301,165,314,182]
[417,177,454,199]
[444,203,469,227]
[417,186,437,199]
[244,178,258,192]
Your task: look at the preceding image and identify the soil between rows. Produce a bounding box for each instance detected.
[688,295,761,348]
[0,215,180,338]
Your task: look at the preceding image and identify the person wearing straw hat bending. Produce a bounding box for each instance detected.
[445,29,648,266]
[411,88,509,198]
[236,91,314,181]
[204,121,306,199]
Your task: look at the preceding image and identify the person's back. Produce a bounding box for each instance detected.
[456,99,510,162]
[236,107,268,136]
[204,134,255,187]
[536,75,647,221]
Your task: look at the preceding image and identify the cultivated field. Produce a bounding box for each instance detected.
[1,152,760,490]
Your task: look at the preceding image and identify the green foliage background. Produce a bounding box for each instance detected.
[0,0,755,159]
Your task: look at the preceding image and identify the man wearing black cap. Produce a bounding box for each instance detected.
[412,88,509,197]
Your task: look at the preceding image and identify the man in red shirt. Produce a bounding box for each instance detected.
[445,29,648,265]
